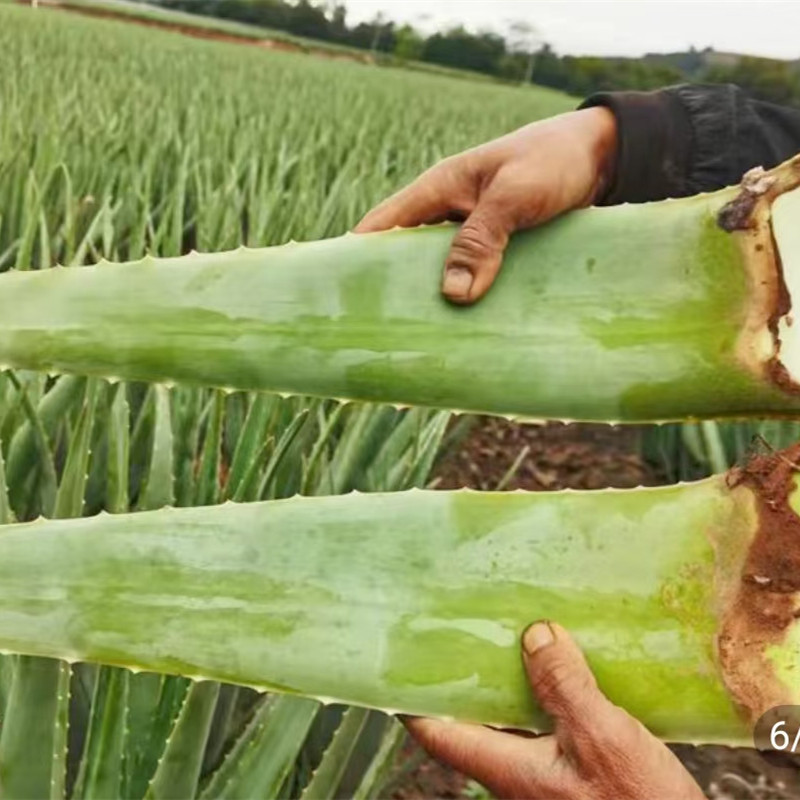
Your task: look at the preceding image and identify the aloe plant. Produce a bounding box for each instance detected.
[0,374,446,798]
[5,5,800,797]
[0,158,797,422]
[1,444,798,747]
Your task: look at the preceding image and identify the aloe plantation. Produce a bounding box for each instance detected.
[1,2,800,799]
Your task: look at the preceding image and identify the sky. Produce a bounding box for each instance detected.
[343,1,800,60]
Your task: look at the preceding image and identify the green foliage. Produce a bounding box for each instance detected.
[705,55,800,106]
[0,6,576,797]
[114,0,800,103]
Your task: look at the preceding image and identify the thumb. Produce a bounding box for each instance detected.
[441,202,512,305]
[521,621,607,728]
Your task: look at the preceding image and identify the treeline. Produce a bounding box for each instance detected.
[149,0,800,104]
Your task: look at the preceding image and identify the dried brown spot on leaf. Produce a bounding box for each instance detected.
[717,443,800,721]
[726,156,800,393]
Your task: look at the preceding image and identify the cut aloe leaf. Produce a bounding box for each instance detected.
[0,158,797,422]
[0,442,798,745]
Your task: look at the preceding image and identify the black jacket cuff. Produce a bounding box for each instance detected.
[579,88,694,204]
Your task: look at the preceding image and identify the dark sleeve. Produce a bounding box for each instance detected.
[579,83,800,204]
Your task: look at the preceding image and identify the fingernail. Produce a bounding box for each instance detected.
[443,266,473,298]
[522,621,555,656]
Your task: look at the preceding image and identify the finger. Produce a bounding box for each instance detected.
[404,716,563,798]
[354,161,473,234]
[521,621,608,730]
[441,201,513,304]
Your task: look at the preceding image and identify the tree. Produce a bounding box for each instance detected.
[394,24,424,62]
[705,56,800,106]
[506,19,540,84]
[423,27,507,75]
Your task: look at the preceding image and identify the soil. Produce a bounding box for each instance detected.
[718,443,800,726]
[29,1,372,64]
[390,417,800,800]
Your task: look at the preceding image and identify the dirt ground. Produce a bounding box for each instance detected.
[390,418,800,800]
[33,0,372,64]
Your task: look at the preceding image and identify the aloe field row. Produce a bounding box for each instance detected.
[0,6,577,798]
[2,4,800,799]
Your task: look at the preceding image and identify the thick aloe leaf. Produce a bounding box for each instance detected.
[0,158,797,421]
[0,654,12,722]
[300,402,346,495]
[5,375,85,502]
[72,667,128,800]
[257,407,309,500]
[0,657,71,800]
[136,385,174,511]
[0,444,14,524]
[122,674,189,800]
[0,464,795,745]
[351,719,405,800]
[0,378,98,800]
[106,384,130,514]
[172,387,204,508]
[201,684,239,775]
[5,371,58,518]
[198,695,319,800]
[145,680,220,800]
[53,379,98,519]
[193,391,224,507]
[299,706,370,800]
[224,393,275,500]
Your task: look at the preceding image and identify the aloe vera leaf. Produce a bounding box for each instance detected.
[0,447,13,722]
[0,654,12,720]
[231,437,274,503]
[13,172,40,273]
[299,706,370,800]
[123,674,189,800]
[5,371,58,517]
[0,442,14,525]
[351,719,405,800]
[199,695,319,800]
[136,384,174,511]
[71,666,129,800]
[173,386,203,508]
[328,405,398,494]
[145,680,220,800]
[106,384,130,514]
[361,407,427,491]
[0,377,98,799]
[0,159,799,422]
[223,393,275,500]
[0,657,71,800]
[51,660,71,800]
[405,409,451,488]
[194,390,224,507]
[123,384,185,797]
[0,471,791,745]
[257,407,310,499]
[301,401,346,495]
[700,421,728,475]
[53,378,98,519]
[128,385,155,499]
[201,684,239,775]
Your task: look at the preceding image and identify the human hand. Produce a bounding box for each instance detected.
[404,621,704,800]
[355,107,617,304]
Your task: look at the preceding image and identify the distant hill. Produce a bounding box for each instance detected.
[642,47,800,80]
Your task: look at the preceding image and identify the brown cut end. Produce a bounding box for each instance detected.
[716,443,800,721]
[725,156,800,391]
